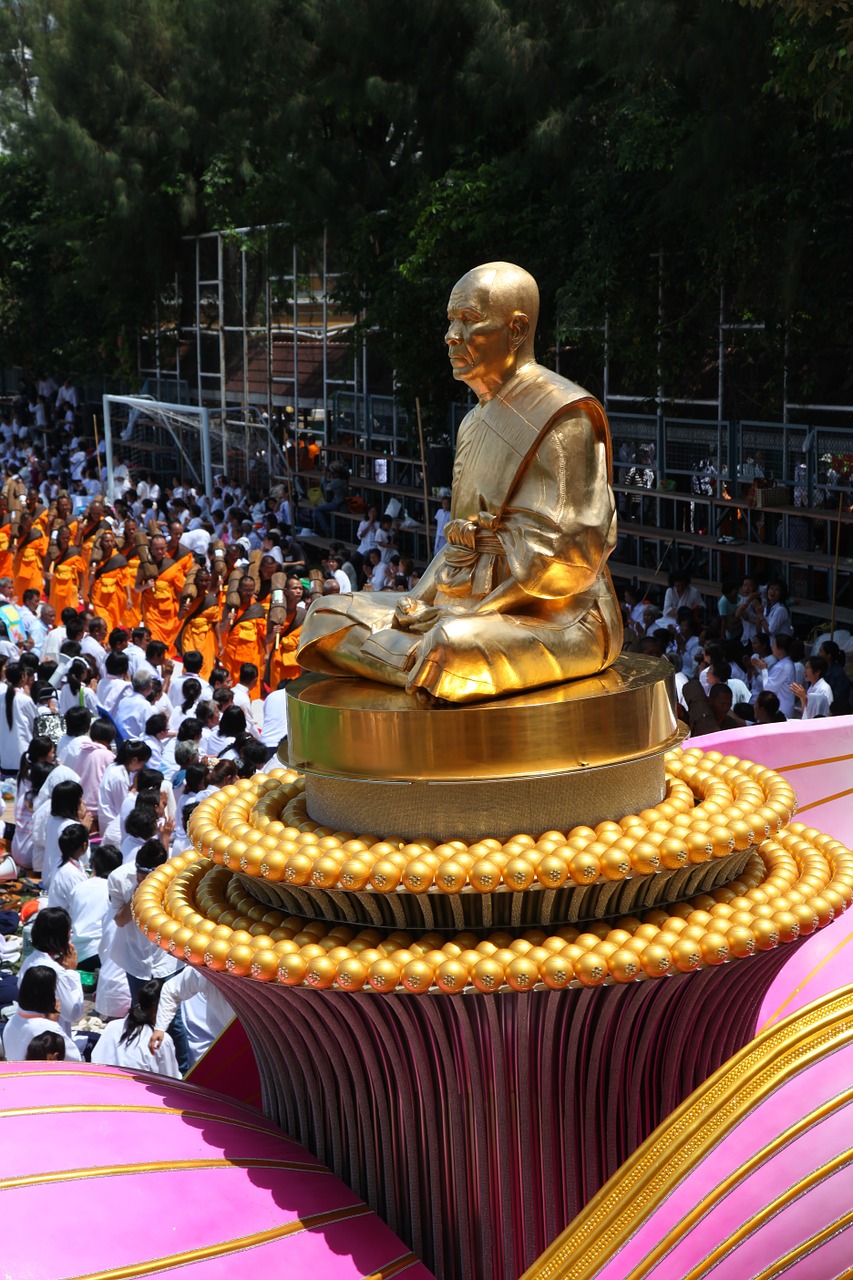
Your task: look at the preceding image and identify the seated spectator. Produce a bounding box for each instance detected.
[168,650,211,707]
[91,978,181,1077]
[231,663,259,712]
[25,1030,67,1061]
[708,682,739,730]
[792,655,834,720]
[143,712,170,769]
[717,579,741,640]
[756,579,792,637]
[74,718,116,816]
[819,641,852,716]
[755,690,786,725]
[18,907,83,1036]
[149,965,234,1070]
[663,570,704,617]
[43,780,91,890]
[68,842,122,969]
[751,633,796,719]
[47,822,90,914]
[3,966,82,1062]
[56,705,94,770]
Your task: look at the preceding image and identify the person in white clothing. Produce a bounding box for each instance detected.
[18,908,84,1036]
[434,494,451,553]
[114,670,155,739]
[2,966,82,1063]
[792,655,835,720]
[231,664,259,713]
[662,571,704,617]
[107,839,188,1071]
[261,685,288,748]
[756,579,792,638]
[30,763,80,878]
[168,678,202,731]
[751,632,797,719]
[57,706,94,771]
[1,663,36,773]
[42,780,91,890]
[149,966,234,1068]
[92,979,181,1077]
[57,659,100,718]
[168,652,211,708]
[81,618,108,678]
[47,823,91,914]
[97,651,131,717]
[68,843,122,964]
[98,740,152,833]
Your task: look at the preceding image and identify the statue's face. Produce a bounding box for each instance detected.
[445,273,514,388]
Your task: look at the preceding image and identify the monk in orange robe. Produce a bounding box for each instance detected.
[119,518,144,628]
[78,501,110,573]
[0,496,12,582]
[138,534,193,648]
[266,576,304,690]
[48,525,86,615]
[218,575,269,690]
[12,513,50,602]
[89,529,130,633]
[175,569,220,678]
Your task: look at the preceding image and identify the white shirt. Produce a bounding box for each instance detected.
[168,674,211,708]
[0,690,36,772]
[40,626,67,663]
[58,683,99,717]
[124,643,146,675]
[81,635,107,677]
[41,814,75,890]
[96,912,132,1019]
[58,733,90,771]
[232,684,254,713]
[47,859,88,914]
[96,675,129,717]
[114,690,153,739]
[155,966,233,1067]
[18,950,84,1036]
[803,677,834,720]
[107,861,179,980]
[68,875,109,962]
[757,656,796,718]
[332,568,352,594]
[2,1012,82,1062]
[91,1018,180,1077]
[98,762,130,831]
[261,688,288,748]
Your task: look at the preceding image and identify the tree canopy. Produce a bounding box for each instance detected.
[0,0,851,425]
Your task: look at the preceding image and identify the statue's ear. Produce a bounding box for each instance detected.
[507,312,529,350]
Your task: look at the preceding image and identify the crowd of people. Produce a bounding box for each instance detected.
[621,569,852,734]
[0,403,421,1073]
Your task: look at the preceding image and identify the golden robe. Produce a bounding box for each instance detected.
[221,604,267,692]
[0,519,12,582]
[297,367,623,702]
[143,554,193,647]
[49,550,86,615]
[90,554,129,633]
[13,529,50,602]
[176,594,220,679]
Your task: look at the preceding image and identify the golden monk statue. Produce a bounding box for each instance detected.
[297,261,623,702]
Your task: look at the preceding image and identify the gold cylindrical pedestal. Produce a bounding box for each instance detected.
[283,655,680,840]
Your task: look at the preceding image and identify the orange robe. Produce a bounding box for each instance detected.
[221,604,267,691]
[80,520,109,573]
[90,555,129,633]
[175,594,220,680]
[143,554,192,648]
[121,556,142,629]
[267,612,302,689]
[13,529,50,601]
[0,519,12,582]
[48,549,86,615]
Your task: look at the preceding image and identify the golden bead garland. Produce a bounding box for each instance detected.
[134,821,853,995]
[186,749,798,895]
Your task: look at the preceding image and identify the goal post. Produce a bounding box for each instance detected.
[102,395,213,502]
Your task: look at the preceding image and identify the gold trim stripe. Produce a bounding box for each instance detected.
[0,1103,275,1138]
[0,1157,329,1193]
[796,784,853,814]
[719,1188,853,1280]
[758,927,853,1031]
[624,1085,853,1280]
[772,752,853,773]
[361,1252,421,1279]
[64,1202,372,1280]
[520,985,853,1280]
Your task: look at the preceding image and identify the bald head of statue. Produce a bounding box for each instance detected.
[445,261,540,401]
